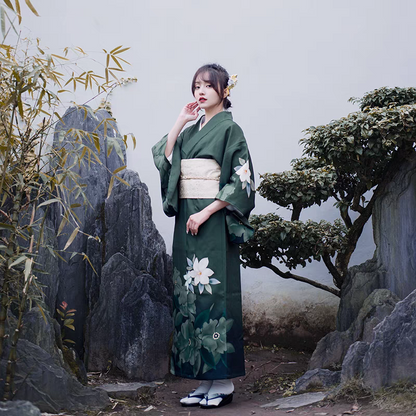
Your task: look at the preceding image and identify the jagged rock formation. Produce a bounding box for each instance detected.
[337,153,416,331]
[303,154,416,392]
[86,253,172,380]
[1,308,109,412]
[342,288,416,389]
[49,106,172,378]
[309,289,399,370]
[3,106,172,410]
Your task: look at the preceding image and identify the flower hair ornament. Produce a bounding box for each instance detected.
[224,74,238,97]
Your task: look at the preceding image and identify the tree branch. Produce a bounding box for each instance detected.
[322,253,343,288]
[262,262,340,297]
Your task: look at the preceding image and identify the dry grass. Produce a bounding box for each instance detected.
[330,377,373,402]
[373,380,416,414]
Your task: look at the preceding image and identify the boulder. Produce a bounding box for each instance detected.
[20,307,64,367]
[362,289,416,390]
[0,340,109,413]
[341,341,369,382]
[309,289,399,370]
[308,330,351,370]
[86,253,172,380]
[0,400,41,416]
[295,368,341,393]
[337,258,384,331]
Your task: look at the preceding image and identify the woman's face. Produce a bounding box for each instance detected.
[193,73,223,113]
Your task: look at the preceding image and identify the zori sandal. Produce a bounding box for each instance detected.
[180,392,205,407]
[199,392,233,409]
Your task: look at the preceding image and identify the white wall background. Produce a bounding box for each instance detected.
[17,0,416,342]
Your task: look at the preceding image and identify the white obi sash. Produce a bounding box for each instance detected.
[179,158,221,199]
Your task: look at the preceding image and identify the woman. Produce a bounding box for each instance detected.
[152,63,255,409]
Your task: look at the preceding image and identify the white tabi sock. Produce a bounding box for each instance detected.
[180,380,213,405]
[199,379,234,407]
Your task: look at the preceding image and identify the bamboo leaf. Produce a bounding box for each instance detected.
[14,0,21,23]
[63,226,80,250]
[112,47,130,55]
[24,0,39,15]
[3,0,14,11]
[56,214,68,236]
[35,302,48,323]
[65,324,75,331]
[0,222,14,230]
[114,175,130,187]
[63,339,76,344]
[112,165,126,175]
[106,176,115,199]
[51,53,68,61]
[37,198,60,208]
[1,7,5,37]
[82,252,98,275]
[24,257,33,281]
[110,45,123,54]
[8,255,27,269]
[64,319,74,325]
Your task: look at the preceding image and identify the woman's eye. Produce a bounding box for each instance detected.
[206,84,212,88]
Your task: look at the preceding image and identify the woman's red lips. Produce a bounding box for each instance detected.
[199,98,206,102]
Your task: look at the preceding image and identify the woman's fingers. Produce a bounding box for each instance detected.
[186,217,199,235]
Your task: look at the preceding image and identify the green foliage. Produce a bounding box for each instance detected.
[241,214,347,270]
[243,87,416,297]
[258,163,337,210]
[56,301,76,345]
[351,86,416,111]
[302,103,416,197]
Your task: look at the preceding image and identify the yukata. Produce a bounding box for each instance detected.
[152,111,255,380]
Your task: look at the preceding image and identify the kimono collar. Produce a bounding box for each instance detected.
[182,111,233,158]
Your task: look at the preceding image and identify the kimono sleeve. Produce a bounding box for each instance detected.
[151,134,181,217]
[215,128,255,219]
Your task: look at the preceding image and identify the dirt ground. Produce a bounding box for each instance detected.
[56,345,409,416]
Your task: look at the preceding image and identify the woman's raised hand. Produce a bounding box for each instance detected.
[179,102,200,122]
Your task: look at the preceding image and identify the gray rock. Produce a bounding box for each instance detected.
[308,330,352,370]
[0,400,41,416]
[103,169,170,289]
[86,254,172,380]
[99,382,156,400]
[0,340,109,413]
[309,289,399,370]
[261,392,328,409]
[20,307,64,367]
[338,153,416,331]
[53,106,125,352]
[341,341,369,382]
[362,289,416,390]
[349,289,400,343]
[373,152,416,300]
[337,258,384,331]
[295,368,341,393]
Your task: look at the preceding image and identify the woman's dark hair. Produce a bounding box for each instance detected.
[191,63,232,109]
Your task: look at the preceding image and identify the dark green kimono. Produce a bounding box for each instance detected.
[152,111,255,380]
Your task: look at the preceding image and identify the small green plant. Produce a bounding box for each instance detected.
[56,301,76,346]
